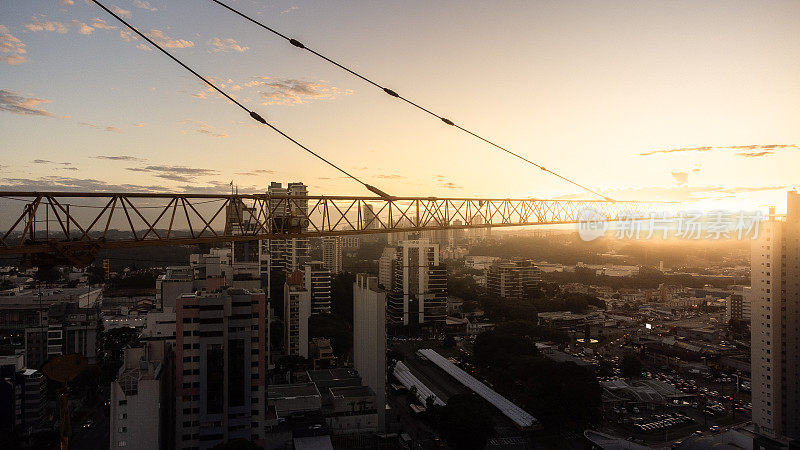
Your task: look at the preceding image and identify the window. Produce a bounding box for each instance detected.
[118,400,127,405]
[117,441,127,447]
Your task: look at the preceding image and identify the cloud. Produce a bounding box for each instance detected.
[32,159,53,164]
[111,6,132,17]
[671,171,689,185]
[0,89,56,117]
[93,155,145,161]
[236,169,275,176]
[59,0,76,5]
[72,20,94,35]
[133,122,145,127]
[105,126,123,133]
[126,164,220,183]
[136,43,152,52]
[641,144,799,157]
[146,29,193,49]
[255,78,353,105]
[179,119,228,138]
[0,175,167,193]
[375,174,405,179]
[62,167,78,171]
[440,182,462,190]
[132,0,158,11]
[0,25,28,65]
[736,151,773,158]
[24,17,68,33]
[208,37,248,53]
[281,6,299,14]
[89,18,117,30]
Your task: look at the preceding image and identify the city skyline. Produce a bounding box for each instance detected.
[1,0,799,210]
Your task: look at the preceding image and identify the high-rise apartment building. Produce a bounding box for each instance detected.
[304,261,332,315]
[725,287,753,324]
[353,274,386,431]
[377,247,396,290]
[384,239,447,332]
[174,289,267,449]
[265,182,310,273]
[751,191,800,440]
[110,341,174,450]
[321,237,343,274]
[487,259,542,300]
[24,302,99,368]
[284,273,311,358]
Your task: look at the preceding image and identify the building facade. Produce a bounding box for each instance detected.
[353,274,386,431]
[304,261,332,315]
[174,289,268,449]
[321,237,343,275]
[384,239,447,332]
[751,192,800,440]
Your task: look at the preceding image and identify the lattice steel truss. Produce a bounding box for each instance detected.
[0,192,671,263]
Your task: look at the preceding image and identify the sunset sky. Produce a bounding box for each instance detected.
[1,0,799,211]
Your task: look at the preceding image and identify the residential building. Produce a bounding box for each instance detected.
[353,274,386,431]
[284,273,311,358]
[487,259,542,300]
[24,302,99,368]
[377,247,396,290]
[157,266,193,310]
[386,239,447,333]
[321,237,343,274]
[304,261,332,315]
[751,192,800,440]
[174,289,268,449]
[726,287,753,323]
[0,354,45,436]
[309,337,337,369]
[265,182,310,273]
[110,341,174,450]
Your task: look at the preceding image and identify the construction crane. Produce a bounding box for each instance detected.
[0,191,670,267]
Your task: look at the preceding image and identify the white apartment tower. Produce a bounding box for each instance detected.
[751,191,800,441]
[353,274,386,432]
[385,239,447,331]
[321,236,343,274]
[304,261,332,315]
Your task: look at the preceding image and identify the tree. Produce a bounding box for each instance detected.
[308,313,352,358]
[473,329,537,369]
[442,334,456,348]
[620,352,643,379]
[425,394,493,450]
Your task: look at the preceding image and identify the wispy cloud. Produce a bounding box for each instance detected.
[93,155,145,162]
[111,5,132,17]
[32,159,52,164]
[0,25,28,65]
[24,16,69,33]
[257,79,352,105]
[281,6,299,14]
[179,119,228,138]
[236,169,275,176]
[146,29,193,49]
[641,144,799,157]
[133,122,146,127]
[126,164,220,183]
[0,89,56,117]
[375,174,406,180]
[736,151,773,158]
[208,37,248,53]
[132,0,158,11]
[59,0,76,5]
[671,171,689,185]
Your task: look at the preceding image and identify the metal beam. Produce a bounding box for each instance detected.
[0,191,672,256]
